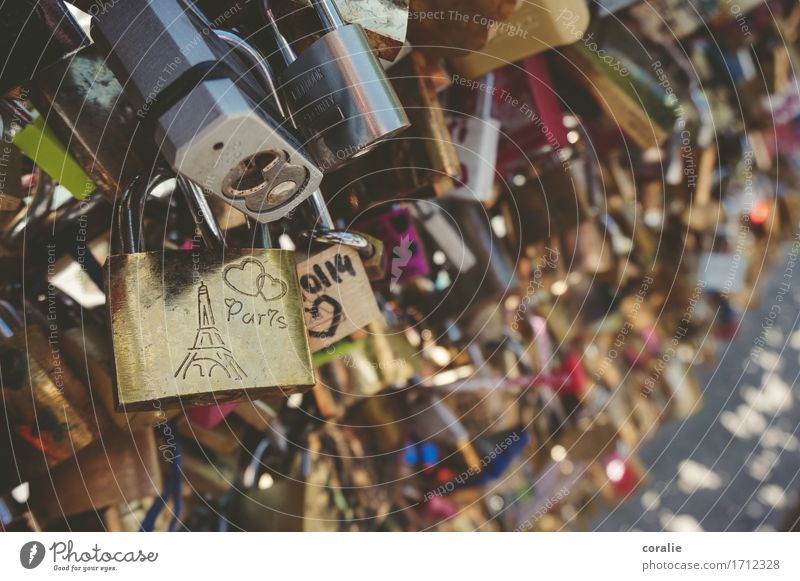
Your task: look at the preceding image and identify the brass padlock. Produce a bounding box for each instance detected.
[106,172,315,411]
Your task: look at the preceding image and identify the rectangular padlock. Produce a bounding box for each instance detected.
[106,174,315,411]
[265,0,409,172]
[12,115,96,199]
[493,55,569,177]
[28,429,161,524]
[27,45,152,197]
[446,0,591,79]
[297,245,381,352]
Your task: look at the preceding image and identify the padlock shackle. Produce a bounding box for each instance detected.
[178,175,227,250]
[262,1,298,65]
[213,28,287,121]
[114,169,175,255]
[311,0,345,31]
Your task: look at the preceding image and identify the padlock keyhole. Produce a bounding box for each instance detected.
[225,151,281,197]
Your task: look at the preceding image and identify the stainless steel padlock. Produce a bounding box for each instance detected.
[91,0,322,222]
[264,0,409,171]
[106,172,315,410]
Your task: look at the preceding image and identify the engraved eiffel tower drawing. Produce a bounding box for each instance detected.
[175,282,247,381]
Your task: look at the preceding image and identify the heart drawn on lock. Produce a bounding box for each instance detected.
[223,258,288,302]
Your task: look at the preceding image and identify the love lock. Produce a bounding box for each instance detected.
[106,172,315,411]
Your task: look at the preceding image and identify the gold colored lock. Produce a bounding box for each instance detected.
[0,300,108,472]
[106,172,315,411]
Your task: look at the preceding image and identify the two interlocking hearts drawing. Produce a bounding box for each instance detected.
[223,258,288,303]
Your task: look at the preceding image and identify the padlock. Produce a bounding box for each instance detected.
[11,110,96,200]
[407,0,518,58]
[409,393,482,474]
[445,0,591,79]
[106,172,315,410]
[47,289,177,430]
[352,205,430,291]
[91,0,322,222]
[26,44,152,197]
[325,51,461,201]
[417,200,519,335]
[556,43,678,150]
[444,73,502,203]
[264,0,409,172]
[329,0,409,61]
[0,0,88,94]
[494,55,570,177]
[295,192,382,351]
[0,300,112,473]
[28,429,161,524]
[0,108,24,202]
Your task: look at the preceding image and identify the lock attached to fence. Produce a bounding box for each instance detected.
[91,0,322,222]
[106,172,315,411]
[295,191,381,351]
[264,0,409,171]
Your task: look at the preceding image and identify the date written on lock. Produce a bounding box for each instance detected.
[108,250,314,410]
[296,246,381,352]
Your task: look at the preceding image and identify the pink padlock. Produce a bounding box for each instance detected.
[352,206,430,292]
[187,403,238,429]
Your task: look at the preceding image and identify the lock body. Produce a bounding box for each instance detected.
[279,23,409,171]
[297,245,381,352]
[92,0,322,222]
[107,249,314,410]
[1,313,104,471]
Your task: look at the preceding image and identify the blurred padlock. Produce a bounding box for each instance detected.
[27,45,152,197]
[0,300,111,473]
[106,172,315,410]
[407,0,518,58]
[556,43,677,150]
[11,111,96,200]
[444,73,501,203]
[352,205,430,291]
[28,429,161,524]
[420,200,519,332]
[494,55,569,177]
[446,0,591,79]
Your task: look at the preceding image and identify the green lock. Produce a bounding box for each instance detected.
[12,115,95,199]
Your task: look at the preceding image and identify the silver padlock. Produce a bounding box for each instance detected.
[264,0,409,172]
[91,0,322,223]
